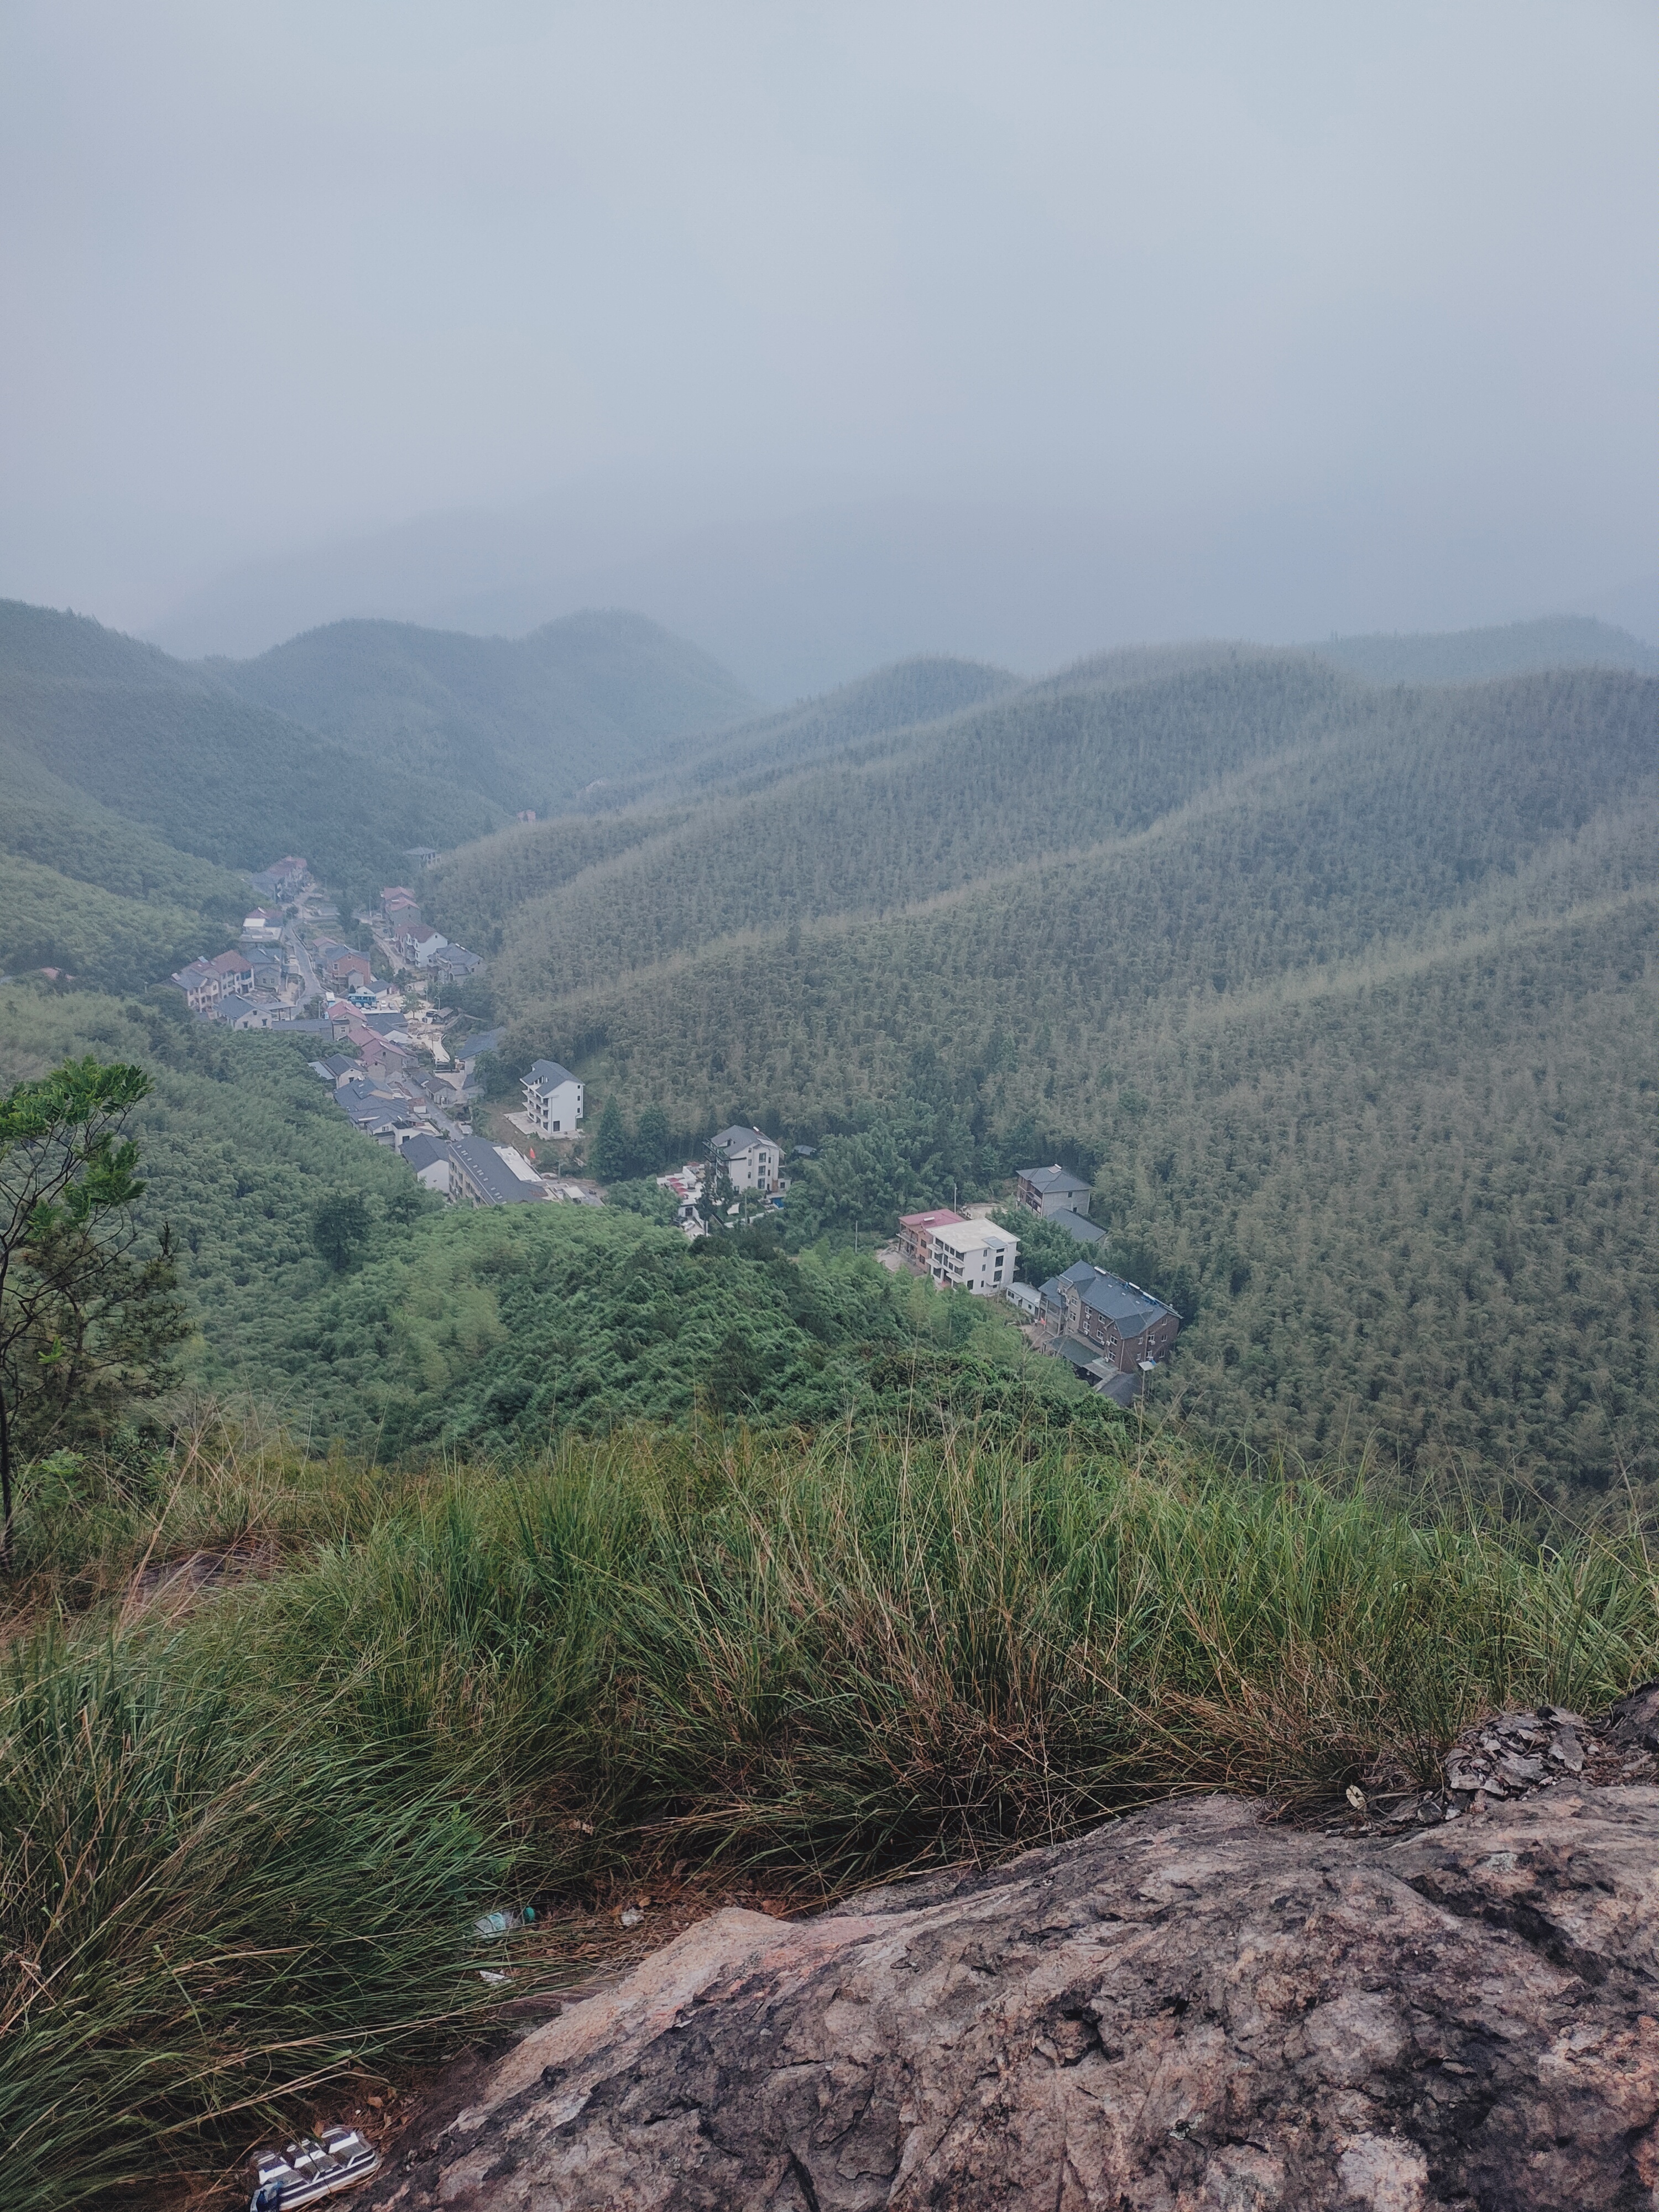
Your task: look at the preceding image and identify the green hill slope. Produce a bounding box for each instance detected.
[0,742,247,985]
[1308,615,1658,685]
[421,654,1021,962]
[209,608,758,813]
[0,983,434,1398]
[440,650,1345,1006]
[655,654,1022,797]
[456,658,1656,1496]
[0,601,499,896]
[0,854,235,994]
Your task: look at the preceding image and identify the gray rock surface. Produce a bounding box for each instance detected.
[367,1788,1659,2210]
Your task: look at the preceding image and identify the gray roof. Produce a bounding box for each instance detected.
[1059,1262,1176,1339]
[448,1136,547,1204]
[1094,1371,1142,1408]
[400,1134,448,1173]
[1019,1163,1092,1197]
[1050,1208,1105,1245]
[458,1029,504,1061]
[337,1084,404,1130]
[1056,1334,1108,1371]
[527,1059,577,1086]
[711,1124,770,1154]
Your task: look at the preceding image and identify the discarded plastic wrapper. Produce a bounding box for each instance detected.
[249,2127,380,2211]
[474,1904,536,1938]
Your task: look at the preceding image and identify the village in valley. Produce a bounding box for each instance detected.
[166,855,1181,1406]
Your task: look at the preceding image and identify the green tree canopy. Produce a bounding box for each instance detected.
[311,1190,372,1274]
[590,1098,631,1184]
[0,1056,188,1564]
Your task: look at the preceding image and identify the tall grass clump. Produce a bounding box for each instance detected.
[3,1415,1657,2209]
[238,1421,1659,1880]
[0,1630,507,2212]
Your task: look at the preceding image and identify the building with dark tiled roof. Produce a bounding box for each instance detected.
[1037,1260,1180,1378]
[708,1125,780,1193]
[448,1137,550,1206]
[1048,1207,1105,1248]
[1015,1164,1093,1217]
[522,1061,583,1136]
[399,1132,452,1194]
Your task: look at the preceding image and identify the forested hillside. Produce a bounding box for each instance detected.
[3,597,1653,1501]
[0,601,497,898]
[435,650,1353,1005]
[212,609,758,813]
[260,1203,1092,1457]
[0,596,761,979]
[0,980,1092,1458]
[445,653,1657,1498]
[0,741,247,988]
[651,653,1021,796]
[0,982,434,1397]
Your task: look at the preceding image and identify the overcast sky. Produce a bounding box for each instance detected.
[2,1,1655,667]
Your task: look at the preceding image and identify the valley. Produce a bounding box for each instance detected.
[2,601,1655,1503]
[2,582,1657,2212]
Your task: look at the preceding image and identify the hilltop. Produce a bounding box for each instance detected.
[209,608,759,813]
[1307,613,1657,685]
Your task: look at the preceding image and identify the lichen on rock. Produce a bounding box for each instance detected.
[363,1786,1659,2210]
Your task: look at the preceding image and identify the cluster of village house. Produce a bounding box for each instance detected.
[658,1131,1180,1402]
[165,863,1179,1401]
[168,863,484,1031]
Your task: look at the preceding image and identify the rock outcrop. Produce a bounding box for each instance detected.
[368,1788,1659,2211]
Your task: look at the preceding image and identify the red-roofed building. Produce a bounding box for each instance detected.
[170,948,252,1014]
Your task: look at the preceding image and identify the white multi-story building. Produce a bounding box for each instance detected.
[170,950,254,1014]
[708,1125,782,1193]
[926,1217,1018,1296]
[521,1060,584,1136]
[399,924,451,968]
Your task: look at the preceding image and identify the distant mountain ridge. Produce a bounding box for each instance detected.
[1307,615,1657,685]
[0,600,495,898]
[0,596,758,980]
[208,609,759,815]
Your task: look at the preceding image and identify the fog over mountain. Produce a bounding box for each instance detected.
[146,491,1659,701]
[3,6,1655,686]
